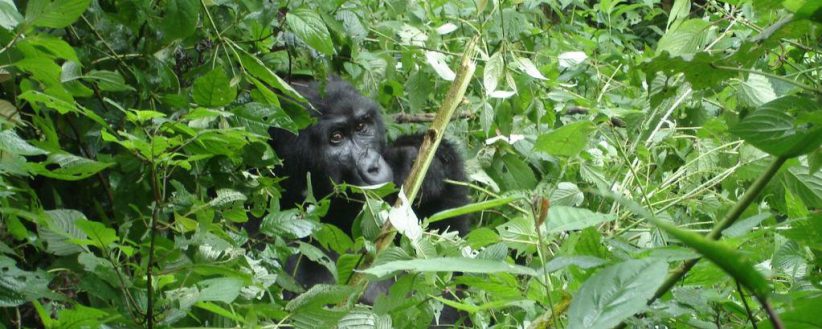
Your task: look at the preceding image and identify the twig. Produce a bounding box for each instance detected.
[737,280,759,329]
[758,297,784,329]
[145,163,165,329]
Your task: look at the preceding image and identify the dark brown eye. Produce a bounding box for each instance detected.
[330,131,344,144]
[355,122,366,132]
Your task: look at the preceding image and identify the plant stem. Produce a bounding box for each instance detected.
[737,280,758,329]
[146,164,163,329]
[758,297,784,329]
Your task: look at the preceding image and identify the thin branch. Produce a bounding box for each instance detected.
[758,296,784,329]
[737,280,759,329]
[145,163,162,329]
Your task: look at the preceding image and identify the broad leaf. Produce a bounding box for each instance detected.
[25,0,90,28]
[733,96,822,157]
[656,19,710,56]
[193,69,237,107]
[286,9,334,56]
[160,0,198,41]
[567,259,667,329]
[535,121,596,157]
[0,130,47,155]
[260,209,319,239]
[543,206,615,234]
[0,0,21,30]
[198,277,243,303]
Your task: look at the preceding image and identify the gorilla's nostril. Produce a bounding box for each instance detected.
[367,166,380,174]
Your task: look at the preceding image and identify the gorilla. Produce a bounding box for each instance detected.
[262,77,471,325]
[269,77,470,236]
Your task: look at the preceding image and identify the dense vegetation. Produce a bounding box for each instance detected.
[1,0,821,328]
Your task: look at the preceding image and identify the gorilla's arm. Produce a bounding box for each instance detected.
[383,134,470,235]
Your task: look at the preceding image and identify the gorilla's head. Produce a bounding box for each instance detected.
[272,78,393,196]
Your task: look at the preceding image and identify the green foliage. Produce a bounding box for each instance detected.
[1,0,821,328]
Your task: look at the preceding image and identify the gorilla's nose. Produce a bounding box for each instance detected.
[360,156,393,185]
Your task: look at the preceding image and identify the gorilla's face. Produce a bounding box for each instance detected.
[290,79,393,187]
[312,105,393,186]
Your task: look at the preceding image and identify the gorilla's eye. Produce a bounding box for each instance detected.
[329,131,344,144]
[355,122,367,132]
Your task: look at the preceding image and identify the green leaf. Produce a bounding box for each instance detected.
[0,0,22,30]
[194,301,245,322]
[649,217,771,298]
[287,284,355,311]
[19,90,108,127]
[235,51,306,103]
[198,277,243,303]
[160,0,198,41]
[338,308,393,329]
[286,9,334,56]
[535,121,596,157]
[656,19,710,56]
[53,305,108,329]
[543,206,616,234]
[483,51,504,92]
[465,228,501,250]
[428,196,516,223]
[488,153,538,190]
[360,257,537,277]
[733,96,822,157]
[0,256,52,306]
[192,69,237,107]
[231,102,295,136]
[286,284,353,329]
[542,255,608,273]
[39,209,87,255]
[85,70,133,91]
[0,130,47,155]
[28,153,113,181]
[260,209,319,239]
[15,57,61,86]
[75,220,117,248]
[25,0,91,28]
[566,259,668,329]
[208,188,247,208]
[641,52,736,90]
[739,73,776,107]
[19,35,79,62]
[783,166,822,207]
